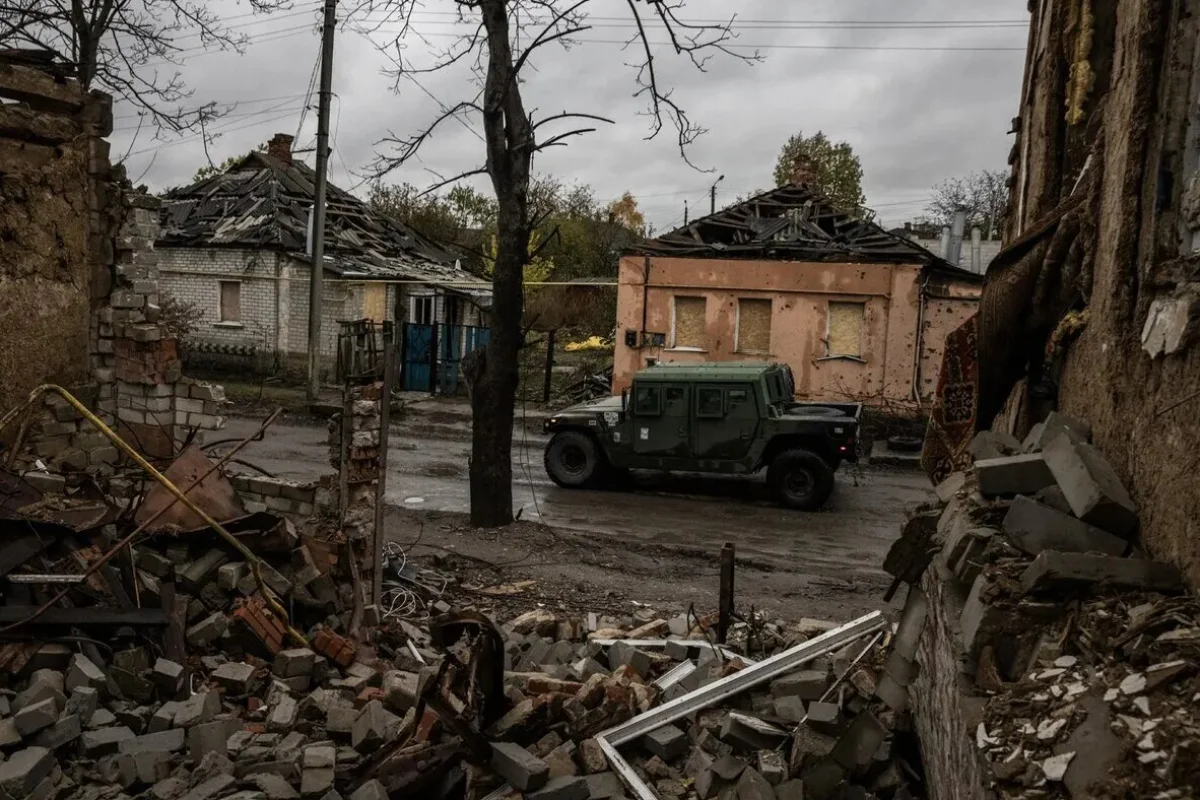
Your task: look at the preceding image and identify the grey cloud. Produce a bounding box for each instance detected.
[111,0,1028,230]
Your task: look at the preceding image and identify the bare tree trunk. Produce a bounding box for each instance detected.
[469,0,532,528]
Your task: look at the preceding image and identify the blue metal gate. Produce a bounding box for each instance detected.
[402,323,490,394]
[402,323,435,391]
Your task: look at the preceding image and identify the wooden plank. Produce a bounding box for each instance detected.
[0,606,167,627]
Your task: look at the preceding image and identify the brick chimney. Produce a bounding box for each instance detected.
[267,133,294,166]
[788,154,817,187]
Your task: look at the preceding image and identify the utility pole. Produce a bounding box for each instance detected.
[710,174,725,214]
[684,199,689,225]
[307,0,338,401]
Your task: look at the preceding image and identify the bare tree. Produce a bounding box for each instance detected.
[1,0,288,139]
[357,0,757,528]
[925,169,1009,239]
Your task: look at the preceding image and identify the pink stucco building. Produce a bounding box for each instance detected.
[613,184,984,410]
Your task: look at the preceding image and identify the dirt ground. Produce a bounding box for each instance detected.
[220,406,933,622]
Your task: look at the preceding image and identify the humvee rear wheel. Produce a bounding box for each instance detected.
[767,449,835,510]
[544,431,606,488]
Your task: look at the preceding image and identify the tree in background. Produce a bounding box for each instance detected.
[2,0,286,139]
[772,131,865,211]
[925,170,1009,238]
[607,192,646,235]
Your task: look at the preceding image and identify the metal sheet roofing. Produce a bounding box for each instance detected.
[158,151,489,287]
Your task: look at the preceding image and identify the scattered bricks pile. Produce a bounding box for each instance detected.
[886,411,1199,798]
[0,592,922,800]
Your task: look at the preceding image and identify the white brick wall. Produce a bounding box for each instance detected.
[161,248,488,360]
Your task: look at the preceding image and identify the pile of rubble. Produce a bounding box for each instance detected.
[0,571,922,800]
[890,411,1200,798]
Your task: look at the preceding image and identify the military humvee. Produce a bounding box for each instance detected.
[542,362,861,509]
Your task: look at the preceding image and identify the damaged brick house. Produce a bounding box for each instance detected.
[156,134,491,376]
[612,183,983,409]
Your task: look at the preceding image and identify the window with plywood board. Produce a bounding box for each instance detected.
[826,301,866,358]
[736,298,772,353]
[218,281,241,324]
[363,283,387,321]
[672,296,707,349]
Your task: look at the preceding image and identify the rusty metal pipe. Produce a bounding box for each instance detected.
[0,389,304,645]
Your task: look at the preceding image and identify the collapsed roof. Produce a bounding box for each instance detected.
[158,151,486,288]
[630,183,974,276]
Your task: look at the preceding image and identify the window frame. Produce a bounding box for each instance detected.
[216,280,243,327]
[696,386,726,419]
[822,300,868,362]
[670,295,708,351]
[410,295,435,325]
[632,383,663,417]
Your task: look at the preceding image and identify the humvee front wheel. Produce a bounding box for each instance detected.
[767,449,835,510]
[544,431,607,488]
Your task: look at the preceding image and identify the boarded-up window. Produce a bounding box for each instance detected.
[737,298,772,352]
[673,296,707,349]
[219,281,241,323]
[827,302,865,357]
[363,283,387,321]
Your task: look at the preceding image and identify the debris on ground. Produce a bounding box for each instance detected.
[889,412,1200,799]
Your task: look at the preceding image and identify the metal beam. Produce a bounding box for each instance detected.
[601,610,884,744]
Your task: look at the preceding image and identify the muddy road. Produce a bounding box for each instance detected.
[221,411,933,620]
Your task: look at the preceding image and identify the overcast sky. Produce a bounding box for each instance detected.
[112,0,1028,232]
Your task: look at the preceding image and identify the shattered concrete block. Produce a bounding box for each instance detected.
[734,766,775,800]
[1024,411,1090,452]
[607,641,652,677]
[643,724,689,760]
[151,658,185,692]
[974,453,1056,496]
[769,670,827,700]
[32,713,81,750]
[772,696,806,723]
[213,661,256,693]
[66,687,98,722]
[174,691,221,728]
[788,727,837,776]
[180,774,236,800]
[719,713,788,751]
[801,759,846,799]
[181,549,229,590]
[149,702,179,733]
[187,721,231,763]
[526,775,590,800]
[351,700,400,752]
[490,741,550,791]
[273,648,317,679]
[970,430,1021,461]
[81,726,136,756]
[1020,551,1184,595]
[267,694,300,732]
[347,780,388,800]
[579,738,608,775]
[13,669,66,714]
[756,751,786,786]
[960,575,1006,653]
[1002,495,1127,557]
[1043,436,1138,537]
[119,728,186,754]
[251,773,301,800]
[65,653,108,694]
[1141,292,1200,357]
[0,746,58,798]
[775,779,805,800]
[381,670,419,714]
[830,712,888,770]
[218,562,248,591]
[934,472,966,503]
[186,611,229,648]
[584,772,625,800]
[14,698,59,736]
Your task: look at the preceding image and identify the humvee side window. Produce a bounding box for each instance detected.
[697,387,724,418]
[633,385,662,415]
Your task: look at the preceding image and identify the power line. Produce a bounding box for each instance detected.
[368,30,1026,52]
[112,102,305,132]
[355,10,1029,28]
[114,92,312,122]
[124,110,302,157]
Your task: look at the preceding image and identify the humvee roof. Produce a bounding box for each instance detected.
[634,362,778,383]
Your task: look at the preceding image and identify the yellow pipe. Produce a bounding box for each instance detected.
[1,384,308,647]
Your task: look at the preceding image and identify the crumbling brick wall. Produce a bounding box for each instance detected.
[0,61,110,411]
[1001,0,1200,586]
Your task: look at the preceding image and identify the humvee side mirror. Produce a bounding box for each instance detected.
[621,387,628,411]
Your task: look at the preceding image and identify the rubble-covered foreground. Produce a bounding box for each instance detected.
[0,594,922,800]
[894,411,1200,800]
